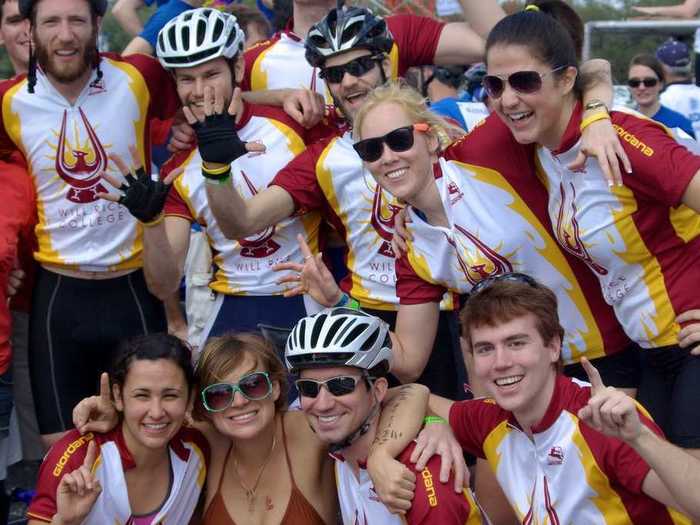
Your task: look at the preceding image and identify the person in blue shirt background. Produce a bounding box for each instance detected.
[628,53,696,139]
[112,0,170,36]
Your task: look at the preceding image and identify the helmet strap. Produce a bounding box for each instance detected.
[27,38,37,94]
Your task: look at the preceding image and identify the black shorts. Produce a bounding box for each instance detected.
[564,344,641,389]
[29,267,166,435]
[636,345,700,449]
[365,308,470,401]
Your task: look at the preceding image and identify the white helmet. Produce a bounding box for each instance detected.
[285,308,392,375]
[156,8,245,69]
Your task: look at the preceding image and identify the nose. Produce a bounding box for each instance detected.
[231,389,249,408]
[194,77,205,98]
[311,385,336,411]
[340,69,359,90]
[499,81,520,109]
[56,20,74,42]
[493,345,512,370]
[148,398,166,419]
[378,140,399,165]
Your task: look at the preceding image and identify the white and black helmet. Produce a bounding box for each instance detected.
[285,307,392,376]
[156,8,245,69]
[305,6,394,68]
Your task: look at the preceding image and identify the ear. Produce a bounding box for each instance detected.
[271,378,281,404]
[112,384,124,413]
[381,56,392,81]
[426,130,440,156]
[373,377,389,404]
[234,55,245,85]
[559,66,578,95]
[547,336,562,366]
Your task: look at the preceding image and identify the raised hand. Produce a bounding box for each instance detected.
[273,233,343,307]
[182,86,265,168]
[98,145,179,223]
[73,372,118,435]
[676,309,700,355]
[282,88,325,129]
[577,357,642,443]
[410,421,469,493]
[55,439,102,525]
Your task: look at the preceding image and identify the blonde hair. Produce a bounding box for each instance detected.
[193,332,288,420]
[353,80,464,148]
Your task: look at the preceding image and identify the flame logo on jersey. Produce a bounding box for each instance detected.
[370,185,402,258]
[238,170,280,258]
[54,109,108,203]
[452,224,513,286]
[555,181,608,275]
[522,476,560,525]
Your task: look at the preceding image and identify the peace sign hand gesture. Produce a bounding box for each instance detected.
[54,440,102,525]
[577,357,642,443]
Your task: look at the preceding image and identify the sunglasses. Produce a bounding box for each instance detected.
[469,272,539,299]
[353,123,429,163]
[295,375,364,398]
[201,372,272,412]
[627,77,659,88]
[482,65,568,99]
[319,55,382,84]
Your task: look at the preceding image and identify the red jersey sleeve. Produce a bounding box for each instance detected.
[396,253,445,305]
[386,15,445,77]
[612,112,700,207]
[161,150,195,220]
[449,398,507,459]
[26,431,98,523]
[0,75,27,158]
[116,53,180,121]
[399,442,482,524]
[270,138,330,213]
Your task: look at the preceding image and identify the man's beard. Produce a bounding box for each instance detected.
[33,28,98,84]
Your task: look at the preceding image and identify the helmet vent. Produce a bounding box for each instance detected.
[343,323,369,347]
[324,318,346,348]
[310,314,327,347]
[362,328,380,351]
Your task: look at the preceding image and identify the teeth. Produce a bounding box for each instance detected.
[56,50,77,56]
[386,168,407,179]
[495,375,523,386]
[509,111,532,121]
[346,92,366,102]
[232,410,257,422]
[144,423,167,430]
[319,415,340,423]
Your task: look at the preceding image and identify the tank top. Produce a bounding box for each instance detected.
[201,414,325,525]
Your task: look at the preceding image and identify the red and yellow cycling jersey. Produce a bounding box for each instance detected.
[0,54,179,272]
[450,375,689,525]
[538,105,700,348]
[27,426,208,524]
[163,103,322,296]
[242,15,444,95]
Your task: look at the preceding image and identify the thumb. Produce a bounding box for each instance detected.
[581,357,605,392]
[244,140,266,154]
[567,150,586,172]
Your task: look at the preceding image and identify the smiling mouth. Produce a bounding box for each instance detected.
[230,410,258,423]
[508,111,533,123]
[385,168,408,180]
[143,422,169,432]
[495,375,524,387]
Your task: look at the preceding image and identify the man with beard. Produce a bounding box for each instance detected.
[0,0,180,448]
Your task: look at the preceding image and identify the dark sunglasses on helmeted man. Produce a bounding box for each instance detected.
[201,371,272,412]
[627,77,659,88]
[295,375,364,398]
[319,55,383,84]
[482,65,568,99]
[353,123,429,163]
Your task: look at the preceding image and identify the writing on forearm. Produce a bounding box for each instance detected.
[371,384,414,448]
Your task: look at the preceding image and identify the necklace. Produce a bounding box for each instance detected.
[231,434,277,512]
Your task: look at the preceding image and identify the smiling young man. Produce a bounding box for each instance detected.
[0,0,181,447]
[419,275,700,524]
[285,307,487,524]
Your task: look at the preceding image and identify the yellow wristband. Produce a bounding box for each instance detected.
[580,112,611,132]
[141,214,164,227]
[202,163,231,176]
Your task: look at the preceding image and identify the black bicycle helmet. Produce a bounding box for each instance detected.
[305,6,393,68]
[19,0,108,18]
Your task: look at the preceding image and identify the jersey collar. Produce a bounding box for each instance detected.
[551,101,582,156]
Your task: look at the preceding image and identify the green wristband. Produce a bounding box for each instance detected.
[334,293,360,310]
[423,416,447,425]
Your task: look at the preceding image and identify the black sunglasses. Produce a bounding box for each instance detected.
[319,55,382,84]
[201,372,272,412]
[627,77,659,88]
[482,65,568,99]
[353,123,429,163]
[295,376,364,398]
[469,272,539,298]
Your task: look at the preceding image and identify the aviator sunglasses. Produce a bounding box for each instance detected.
[201,371,272,412]
[482,65,568,99]
[295,375,364,398]
[353,123,429,162]
[627,77,659,89]
[319,55,383,84]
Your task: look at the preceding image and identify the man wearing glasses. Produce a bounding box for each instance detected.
[285,307,488,524]
[371,275,700,524]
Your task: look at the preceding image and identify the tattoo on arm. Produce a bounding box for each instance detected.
[371,385,413,448]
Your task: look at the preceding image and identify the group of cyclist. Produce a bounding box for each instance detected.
[2,0,700,523]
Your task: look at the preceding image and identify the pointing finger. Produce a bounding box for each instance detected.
[581,357,605,392]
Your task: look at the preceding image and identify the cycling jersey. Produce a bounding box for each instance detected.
[272,130,455,311]
[537,104,700,349]
[334,441,485,524]
[242,15,444,95]
[27,426,209,524]
[163,103,322,296]
[449,375,689,525]
[396,156,608,365]
[0,53,179,272]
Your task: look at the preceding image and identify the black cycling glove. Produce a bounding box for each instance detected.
[192,112,248,166]
[118,167,171,223]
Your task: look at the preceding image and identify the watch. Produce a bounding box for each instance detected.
[584,99,608,113]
